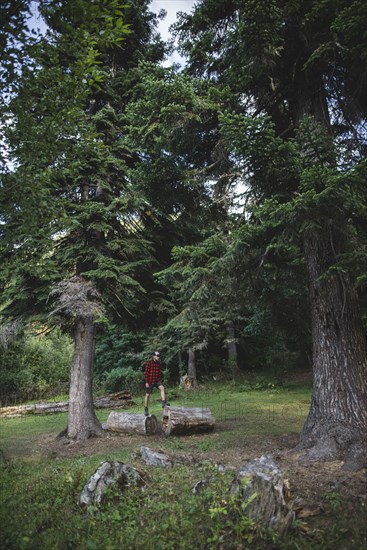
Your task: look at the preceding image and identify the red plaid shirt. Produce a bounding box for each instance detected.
[144,359,163,384]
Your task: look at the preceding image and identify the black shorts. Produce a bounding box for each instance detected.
[145,381,163,394]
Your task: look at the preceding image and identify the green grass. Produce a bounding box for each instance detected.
[0,379,365,549]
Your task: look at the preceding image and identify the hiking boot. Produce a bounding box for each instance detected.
[144,407,149,416]
[162,400,170,408]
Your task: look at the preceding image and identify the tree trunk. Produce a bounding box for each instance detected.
[231,456,295,536]
[187,347,198,387]
[162,405,215,436]
[226,321,240,380]
[300,227,367,469]
[291,60,367,469]
[67,318,103,440]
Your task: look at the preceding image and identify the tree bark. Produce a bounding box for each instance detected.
[187,347,198,387]
[289,52,367,469]
[162,405,215,436]
[300,227,367,469]
[226,321,240,380]
[106,412,158,435]
[67,318,103,440]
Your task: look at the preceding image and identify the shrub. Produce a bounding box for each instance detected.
[0,328,72,403]
[94,325,146,376]
[101,367,142,394]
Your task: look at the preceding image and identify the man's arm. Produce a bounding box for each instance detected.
[144,361,150,384]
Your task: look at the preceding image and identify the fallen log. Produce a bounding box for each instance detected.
[162,405,215,436]
[106,412,158,435]
[94,391,133,408]
[0,391,134,417]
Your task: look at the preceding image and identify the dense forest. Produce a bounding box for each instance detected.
[0,0,366,468]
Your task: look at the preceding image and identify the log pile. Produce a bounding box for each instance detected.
[106,412,158,435]
[162,405,215,436]
[0,391,133,417]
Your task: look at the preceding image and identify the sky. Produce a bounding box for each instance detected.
[151,0,196,65]
[151,0,196,37]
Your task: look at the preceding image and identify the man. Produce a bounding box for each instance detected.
[144,351,168,416]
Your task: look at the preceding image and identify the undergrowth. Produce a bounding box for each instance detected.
[0,381,365,549]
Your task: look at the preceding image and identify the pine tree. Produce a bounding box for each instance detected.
[175,0,367,469]
[0,0,164,439]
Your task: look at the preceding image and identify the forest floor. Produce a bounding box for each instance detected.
[1,379,366,548]
[35,414,366,543]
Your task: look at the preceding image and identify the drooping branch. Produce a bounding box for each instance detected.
[48,276,105,325]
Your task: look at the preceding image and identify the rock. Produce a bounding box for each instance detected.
[80,461,145,506]
[192,479,209,495]
[231,455,295,536]
[140,446,172,468]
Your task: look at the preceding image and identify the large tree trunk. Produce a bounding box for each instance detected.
[291,58,367,469]
[67,318,103,440]
[300,227,367,469]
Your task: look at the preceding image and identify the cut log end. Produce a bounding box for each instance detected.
[162,406,215,436]
[145,414,159,435]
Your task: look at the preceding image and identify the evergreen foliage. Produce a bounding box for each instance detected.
[0,0,366,460]
[94,324,147,393]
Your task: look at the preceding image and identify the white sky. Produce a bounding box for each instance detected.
[151,0,196,65]
[151,0,196,40]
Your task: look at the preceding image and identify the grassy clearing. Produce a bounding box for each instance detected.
[0,380,366,549]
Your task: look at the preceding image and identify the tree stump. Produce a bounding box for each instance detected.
[162,406,215,436]
[80,461,145,506]
[106,412,158,435]
[180,374,196,390]
[230,455,295,536]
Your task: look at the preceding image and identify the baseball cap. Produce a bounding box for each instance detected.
[154,351,160,356]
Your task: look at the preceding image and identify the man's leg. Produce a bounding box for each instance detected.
[144,391,150,416]
[158,384,169,408]
[158,384,166,402]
